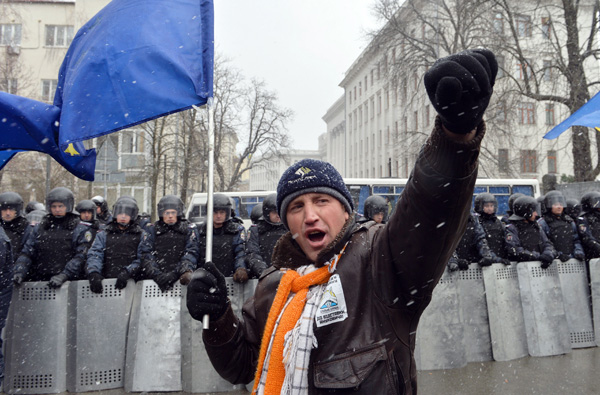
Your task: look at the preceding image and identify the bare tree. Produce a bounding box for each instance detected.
[373,0,600,181]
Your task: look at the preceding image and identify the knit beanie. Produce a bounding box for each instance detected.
[277,159,354,229]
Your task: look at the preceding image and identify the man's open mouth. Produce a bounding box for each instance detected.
[307,230,325,242]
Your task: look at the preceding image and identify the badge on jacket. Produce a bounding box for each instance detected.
[315,274,348,327]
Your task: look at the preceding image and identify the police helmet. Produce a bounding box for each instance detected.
[565,198,581,219]
[0,191,24,216]
[536,195,546,216]
[507,193,525,215]
[158,195,184,218]
[581,191,600,214]
[46,187,74,213]
[363,195,389,222]
[25,201,44,214]
[474,193,497,215]
[543,191,566,215]
[250,203,263,224]
[262,193,279,224]
[213,194,232,220]
[26,209,46,226]
[113,196,139,220]
[510,196,538,220]
[91,195,109,214]
[76,200,97,220]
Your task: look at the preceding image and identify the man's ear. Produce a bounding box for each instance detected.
[344,211,350,220]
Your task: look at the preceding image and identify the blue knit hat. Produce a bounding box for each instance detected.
[277,159,354,229]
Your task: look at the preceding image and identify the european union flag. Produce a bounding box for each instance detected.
[544,91,600,139]
[0,0,214,181]
[0,92,96,180]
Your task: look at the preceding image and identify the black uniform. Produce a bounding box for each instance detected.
[477,212,509,262]
[1,216,30,258]
[539,213,585,261]
[454,213,495,267]
[198,220,246,277]
[14,213,92,281]
[505,220,555,264]
[245,219,286,277]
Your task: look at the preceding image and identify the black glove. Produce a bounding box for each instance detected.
[232,267,249,284]
[501,258,512,266]
[525,251,540,262]
[186,261,229,321]
[479,256,494,267]
[540,253,554,269]
[457,258,470,271]
[48,273,69,289]
[88,272,104,294]
[574,251,586,261]
[179,271,193,285]
[447,261,460,272]
[13,273,24,286]
[558,252,571,262]
[154,271,179,291]
[424,49,497,134]
[115,269,130,290]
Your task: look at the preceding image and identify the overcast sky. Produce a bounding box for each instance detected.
[213,1,381,151]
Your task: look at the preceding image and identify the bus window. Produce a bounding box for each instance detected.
[489,186,510,194]
[240,196,265,220]
[348,185,370,215]
[230,197,241,217]
[474,186,487,194]
[512,185,534,196]
[496,195,509,215]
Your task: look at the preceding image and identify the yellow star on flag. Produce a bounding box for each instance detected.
[64,143,81,156]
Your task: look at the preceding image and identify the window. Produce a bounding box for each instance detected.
[517,102,536,124]
[413,72,418,89]
[359,82,362,97]
[41,79,58,102]
[370,98,375,119]
[516,59,533,80]
[496,55,505,78]
[358,105,363,125]
[364,76,368,92]
[377,94,381,114]
[414,110,419,130]
[425,105,430,127]
[543,60,552,81]
[377,63,380,80]
[498,149,509,173]
[0,24,22,46]
[545,103,555,125]
[516,15,532,38]
[520,150,537,173]
[371,70,374,86]
[0,79,17,94]
[547,150,557,173]
[385,89,389,109]
[493,12,504,34]
[495,100,507,123]
[541,17,551,39]
[45,25,74,47]
[401,78,407,101]
[353,87,356,101]
[122,131,141,153]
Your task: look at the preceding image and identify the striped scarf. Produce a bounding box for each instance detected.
[253,244,347,395]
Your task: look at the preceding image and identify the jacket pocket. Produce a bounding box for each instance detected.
[314,343,390,390]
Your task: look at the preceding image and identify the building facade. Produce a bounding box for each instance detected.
[249,149,323,191]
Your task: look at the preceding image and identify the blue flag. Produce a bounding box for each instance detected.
[0,92,96,180]
[0,0,214,180]
[55,0,214,148]
[544,91,600,139]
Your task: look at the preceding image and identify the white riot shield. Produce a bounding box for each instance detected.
[180,277,257,393]
[66,279,135,392]
[482,263,528,361]
[457,265,492,362]
[556,259,595,348]
[589,258,600,345]
[415,269,466,370]
[517,261,571,357]
[4,282,68,394]
[124,280,182,392]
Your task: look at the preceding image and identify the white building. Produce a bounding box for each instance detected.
[249,150,323,191]
[323,0,600,182]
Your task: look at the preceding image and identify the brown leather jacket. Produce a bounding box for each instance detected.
[203,118,484,394]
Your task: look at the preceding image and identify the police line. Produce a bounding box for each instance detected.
[415,258,599,370]
[3,278,257,394]
[3,259,599,394]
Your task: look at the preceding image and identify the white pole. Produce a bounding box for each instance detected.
[203,97,215,330]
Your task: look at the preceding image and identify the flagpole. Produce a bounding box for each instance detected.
[203,97,215,330]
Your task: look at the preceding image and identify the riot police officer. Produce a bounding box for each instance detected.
[538,191,585,262]
[14,187,93,287]
[250,203,263,225]
[76,200,100,239]
[86,197,143,293]
[357,195,389,224]
[245,193,286,278]
[25,209,46,227]
[565,198,581,220]
[505,196,555,267]
[454,212,496,269]
[474,193,510,265]
[0,191,31,258]
[576,191,600,259]
[0,226,11,386]
[139,195,199,291]
[197,193,247,282]
[92,195,113,226]
[501,192,524,224]
[24,201,44,214]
